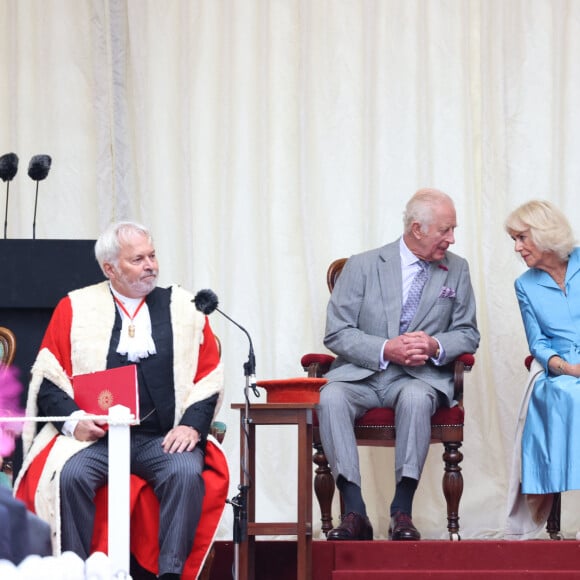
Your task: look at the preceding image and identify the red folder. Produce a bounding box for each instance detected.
[72,365,140,423]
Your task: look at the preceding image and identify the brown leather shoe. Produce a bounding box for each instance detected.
[327,512,373,541]
[388,511,421,541]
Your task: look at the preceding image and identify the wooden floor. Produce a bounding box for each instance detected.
[208,539,580,580]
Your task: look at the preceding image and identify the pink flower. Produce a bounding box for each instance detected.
[0,364,24,457]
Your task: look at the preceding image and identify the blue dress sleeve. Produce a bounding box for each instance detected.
[515,278,558,373]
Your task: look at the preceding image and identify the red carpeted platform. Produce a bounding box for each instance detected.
[210,540,580,580]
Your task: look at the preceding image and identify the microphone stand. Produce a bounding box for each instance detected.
[32,180,39,239]
[3,180,10,239]
[217,307,259,580]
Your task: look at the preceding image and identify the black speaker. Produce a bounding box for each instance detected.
[0,240,105,384]
[0,240,105,476]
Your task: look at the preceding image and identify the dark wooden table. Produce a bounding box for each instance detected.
[231,402,315,580]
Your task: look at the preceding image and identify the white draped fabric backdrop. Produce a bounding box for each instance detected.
[2,0,580,541]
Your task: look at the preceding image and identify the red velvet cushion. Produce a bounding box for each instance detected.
[313,405,464,427]
[257,377,325,403]
[300,353,335,368]
[359,406,464,426]
[456,353,475,367]
[432,405,464,424]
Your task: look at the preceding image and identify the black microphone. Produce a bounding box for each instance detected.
[28,154,52,239]
[195,289,253,548]
[193,289,259,396]
[0,153,19,239]
[193,288,220,316]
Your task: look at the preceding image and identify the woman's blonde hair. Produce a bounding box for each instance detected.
[505,200,575,260]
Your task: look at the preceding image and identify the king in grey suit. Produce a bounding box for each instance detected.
[318,188,480,541]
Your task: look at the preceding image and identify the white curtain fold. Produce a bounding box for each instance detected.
[2,0,580,540]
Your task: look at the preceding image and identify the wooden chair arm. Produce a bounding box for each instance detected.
[301,353,335,377]
[452,353,475,406]
[0,326,17,366]
[210,421,227,444]
[302,351,476,403]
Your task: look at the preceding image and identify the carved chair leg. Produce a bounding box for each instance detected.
[546,492,562,540]
[442,441,463,539]
[198,545,216,580]
[313,441,335,536]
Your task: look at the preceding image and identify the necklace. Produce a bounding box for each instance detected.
[551,269,567,287]
[113,296,147,338]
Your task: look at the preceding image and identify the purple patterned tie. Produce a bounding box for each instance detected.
[399,260,430,334]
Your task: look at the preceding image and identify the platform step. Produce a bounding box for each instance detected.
[331,540,580,579]
[208,539,580,580]
[333,572,579,579]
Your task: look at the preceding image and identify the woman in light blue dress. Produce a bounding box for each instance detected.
[505,200,580,497]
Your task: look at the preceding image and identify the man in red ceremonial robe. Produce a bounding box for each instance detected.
[14,221,229,579]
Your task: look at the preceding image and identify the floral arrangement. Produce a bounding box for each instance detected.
[0,364,24,457]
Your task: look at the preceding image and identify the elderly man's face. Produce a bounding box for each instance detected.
[412,200,457,262]
[104,231,159,298]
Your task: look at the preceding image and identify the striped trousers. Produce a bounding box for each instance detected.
[60,431,205,576]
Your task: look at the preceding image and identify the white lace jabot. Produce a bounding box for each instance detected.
[110,286,157,362]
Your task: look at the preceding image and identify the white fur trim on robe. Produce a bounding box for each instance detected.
[504,358,554,539]
[14,281,224,555]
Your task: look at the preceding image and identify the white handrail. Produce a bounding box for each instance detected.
[0,413,135,424]
[106,405,132,578]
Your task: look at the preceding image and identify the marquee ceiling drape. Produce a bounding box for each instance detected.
[2,0,580,540]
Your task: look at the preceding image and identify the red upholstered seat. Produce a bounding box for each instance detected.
[310,407,463,428]
[357,406,463,427]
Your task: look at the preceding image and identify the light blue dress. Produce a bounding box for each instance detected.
[516,247,580,494]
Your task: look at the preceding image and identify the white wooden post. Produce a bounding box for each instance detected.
[107,404,131,578]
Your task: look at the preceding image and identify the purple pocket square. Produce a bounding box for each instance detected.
[439,286,456,299]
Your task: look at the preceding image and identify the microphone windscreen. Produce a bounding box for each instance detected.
[0,153,19,182]
[28,154,52,181]
[193,289,219,315]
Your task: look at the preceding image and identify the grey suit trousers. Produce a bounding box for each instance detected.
[60,431,205,576]
[317,368,439,488]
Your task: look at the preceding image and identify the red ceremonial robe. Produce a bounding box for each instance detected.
[15,283,229,579]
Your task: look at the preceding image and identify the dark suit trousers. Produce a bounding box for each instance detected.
[60,431,205,575]
[0,487,52,564]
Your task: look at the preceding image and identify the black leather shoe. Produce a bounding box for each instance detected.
[388,511,421,541]
[327,511,373,541]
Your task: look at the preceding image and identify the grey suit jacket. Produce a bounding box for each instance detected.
[323,239,480,404]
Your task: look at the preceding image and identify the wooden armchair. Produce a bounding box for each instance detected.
[305,258,475,540]
[0,326,17,481]
[0,326,16,366]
